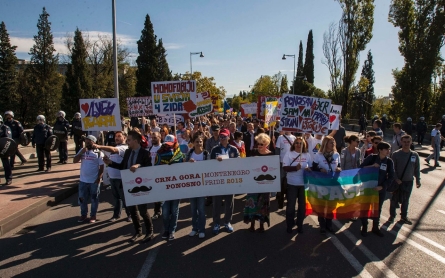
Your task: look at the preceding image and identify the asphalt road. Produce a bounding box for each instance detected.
[0,163,444,278]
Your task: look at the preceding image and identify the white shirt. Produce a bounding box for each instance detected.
[313,152,340,172]
[306,136,323,160]
[276,134,296,162]
[283,151,312,185]
[147,144,161,166]
[107,144,128,179]
[78,149,104,183]
[190,151,204,161]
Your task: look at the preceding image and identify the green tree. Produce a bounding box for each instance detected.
[303,29,315,84]
[118,65,137,115]
[360,50,375,118]
[0,21,18,111]
[156,38,172,81]
[174,71,226,104]
[389,0,445,121]
[338,0,375,116]
[136,14,158,97]
[280,75,289,94]
[297,40,304,77]
[62,28,92,117]
[15,68,36,126]
[28,7,64,123]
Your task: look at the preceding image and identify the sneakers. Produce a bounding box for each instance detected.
[130,233,143,242]
[401,217,413,225]
[109,217,119,222]
[213,224,220,235]
[126,216,132,222]
[198,233,205,239]
[224,223,234,233]
[189,231,198,237]
[169,232,175,241]
[89,216,96,223]
[78,215,88,223]
[142,233,154,243]
[4,180,12,186]
[161,231,169,239]
[151,213,161,220]
[388,216,395,223]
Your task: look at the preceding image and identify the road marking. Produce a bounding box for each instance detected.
[381,224,445,264]
[308,216,373,278]
[437,210,445,215]
[333,220,399,278]
[380,215,445,252]
[137,245,161,278]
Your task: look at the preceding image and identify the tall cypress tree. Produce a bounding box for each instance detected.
[156,38,172,81]
[62,28,92,117]
[303,30,314,84]
[136,14,158,97]
[296,41,304,77]
[360,50,375,117]
[0,21,18,110]
[28,7,63,123]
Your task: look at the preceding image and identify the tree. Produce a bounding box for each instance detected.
[174,71,226,105]
[338,0,375,116]
[280,75,289,94]
[360,50,375,117]
[303,30,315,83]
[62,28,92,117]
[0,21,18,111]
[297,41,304,77]
[28,7,64,124]
[323,22,343,104]
[156,38,172,81]
[136,14,158,97]
[119,65,137,114]
[389,0,445,121]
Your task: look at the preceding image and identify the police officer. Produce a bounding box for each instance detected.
[53,111,70,164]
[403,117,416,136]
[4,111,27,168]
[32,115,53,172]
[70,112,85,154]
[416,117,427,145]
[0,115,13,185]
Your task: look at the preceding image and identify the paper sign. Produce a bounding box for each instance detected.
[240,103,257,117]
[79,98,121,131]
[258,96,281,120]
[126,97,153,117]
[329,104,342,130]
[151,80,197,114]
[157,114,184,125]
[189,91,213,117]
[265,101,278,124]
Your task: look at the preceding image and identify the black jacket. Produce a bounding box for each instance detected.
[32,123,52,145]
[4,119,23,139]
[109,148,151,170]
[243,131,255,157]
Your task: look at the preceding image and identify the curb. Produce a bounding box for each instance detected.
[19,143,76,160]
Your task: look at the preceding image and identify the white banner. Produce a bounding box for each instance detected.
[329,104,342,130]
[79,98,121,131]
[121,156,281,206]
[189,91,213,117]
[151,80,197,114]
[126,96,153,117]
[156,114,184,125]
[241,103,257,115]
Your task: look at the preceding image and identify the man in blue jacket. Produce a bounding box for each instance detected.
[4,111,27,168]
[32,115,53,172]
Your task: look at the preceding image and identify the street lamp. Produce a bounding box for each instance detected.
[282,54,295,94]
[112,0,119,99]
[190,52,204,75]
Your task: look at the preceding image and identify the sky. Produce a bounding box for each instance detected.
[2,0,436,99]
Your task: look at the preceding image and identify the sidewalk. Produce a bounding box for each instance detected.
[345,130,445,162]
[0,141,79,237]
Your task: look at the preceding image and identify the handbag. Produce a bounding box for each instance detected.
[387,152,411,193]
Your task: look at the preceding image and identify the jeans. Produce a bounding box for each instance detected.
[154,201,164,215]
[390,181,413,218]
[190,197,206,232]
[361,190,386,228]
[1,157,12,181]
[286,185,305,228]
[58,141,68,162]
[128,204,153,234]
[427,144,441,165]
[36,144,51,169]
[162,200,180,233]
[78,182,100,217]
[212,195,234,225]
[110,178,129,218]
[417,133,425,145]
[74,135,83,154]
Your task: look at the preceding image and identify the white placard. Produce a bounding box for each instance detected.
[151,80,197,114]
[121,155,281,205]
[79,98,121,131]
[329,104,342,130]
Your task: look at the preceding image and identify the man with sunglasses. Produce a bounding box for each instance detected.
[210,128,240,235]
[365,136,382,159]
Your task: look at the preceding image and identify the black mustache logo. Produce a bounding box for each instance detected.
[128,186,152,193]
[254,174,276,181]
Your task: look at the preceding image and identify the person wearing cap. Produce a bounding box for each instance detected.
[53,111,70,164]
[104,130,154,243]
[92,131,131,222]
[414,117,426,145]
[0,115,13,185]
[205,124,220,153]
[155,134,184,241]
[70,112,85,154]
[403,117,415,136]
[32,115,53,172]
[210,128,240,235]
[4,111,27,168]
[73,135,104,224]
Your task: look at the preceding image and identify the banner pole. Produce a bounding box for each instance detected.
[173,113,177,136]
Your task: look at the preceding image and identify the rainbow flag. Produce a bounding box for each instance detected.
[303,168,379,219]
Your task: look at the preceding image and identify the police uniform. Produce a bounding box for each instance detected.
[70,118,85,154]
[32,123,53,171]
[0,124,13,183]
[4,119,26,166]
[53,118,70,163]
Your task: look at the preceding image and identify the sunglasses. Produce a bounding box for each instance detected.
[258,143,265,146]
[219,136,228,139]
[373,141,381,144]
